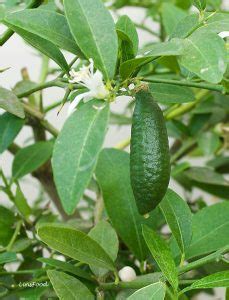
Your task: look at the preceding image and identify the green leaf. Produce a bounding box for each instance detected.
[171,14,199,39]
[226,287,229,300]
[178,31,227,84]
[120,39,184,79]
[181,271,229,294]
[116,15,139,62]
[127,282,166,300]
[52,100,109,215]
[0,87,24,118]
[11,238,32,253]
[207,156,229,174]
[96,148,159,260]
[116,15,138,55]
[38,258,92,281]
[5,9,81,55]
[0,252,17,264]
[0,113,24,153]
[13,80,37,96]
[64,0,118,79]
[149,83,195,105]
[12,141,53,179]
[161,3,187,37]
[142,225,178,290]
[192,0,206,11]
[6,24,69,73]
[14,184,31,219]
[141,39,184,57]
[184,167,229,199]
[200,13,229,34]
[0,206,15,247]
[185,202,229,259]
[160,189,192,256]
[38,224,116,271]
[47,270,94,300]
[88,220,119,277]
[197,132,221,156]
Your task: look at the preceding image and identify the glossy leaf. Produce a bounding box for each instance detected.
[64,0,118,79]
[149,83,195,105]
[12,141,53,179]
[186,202,229,259]
[52,100,109,215]
[178,31,227,83]
[38,258,92,281]
[0,87,24,118]
[6,24,69,73]
[120,39,184,79]
[0,113,24,153]
[38,224,116,271]
[181,271,229,294]
[160,189,192,256]
[142,225,178,290]
[48,270,94,300]
[89,220,119,277]
[5,9,81,55]
[96,148,159,260]
[128,282,166,300]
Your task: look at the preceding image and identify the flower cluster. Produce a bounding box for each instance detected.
[68,59,109,115]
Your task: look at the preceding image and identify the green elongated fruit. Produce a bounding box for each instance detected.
[130,89,170,215]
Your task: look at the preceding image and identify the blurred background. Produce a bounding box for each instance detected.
[0,1,228,299]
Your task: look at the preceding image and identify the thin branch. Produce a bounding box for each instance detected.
[16,80,65,99]
[99,246,229,291]
[141,77,225,93]
[22,102,59,137]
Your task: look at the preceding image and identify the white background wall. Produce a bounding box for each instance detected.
[0,2,228,299]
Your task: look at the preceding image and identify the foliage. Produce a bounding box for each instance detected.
[0,0,228,299]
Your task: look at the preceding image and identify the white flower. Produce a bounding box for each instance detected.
[128,83,135,91]
[68,59,109,115]
[218,31,229,39]
[118,266,137,282]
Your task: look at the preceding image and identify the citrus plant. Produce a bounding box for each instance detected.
[0,0,229,299]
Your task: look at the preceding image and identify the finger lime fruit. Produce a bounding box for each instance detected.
[130,88,170,215]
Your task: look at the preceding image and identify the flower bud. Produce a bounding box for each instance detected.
[118,266,137,282]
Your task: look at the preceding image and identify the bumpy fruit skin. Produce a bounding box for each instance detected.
[130,89,170,215]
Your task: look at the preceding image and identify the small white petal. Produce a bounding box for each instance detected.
[93,104,106,110]
[128,83,135,90]
[104,0,114,7]
[218,31,229,38]
[120,87,127,92]
[83,92,94,103]
[67,92,89,116]
[118,266,136,282]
